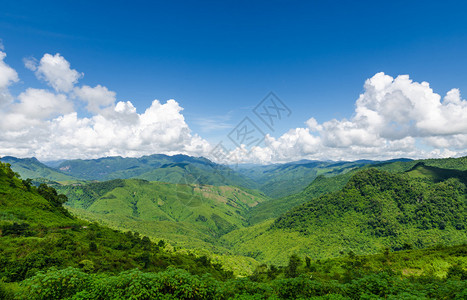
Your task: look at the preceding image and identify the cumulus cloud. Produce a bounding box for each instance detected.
[74,85,116,113]
[15,88,74,119]
[0,51,19,107]
[0,47,465,164]
[32,53,83,92]
[41,99,210,159]
[0,50,211,160]
[225,72,467,163]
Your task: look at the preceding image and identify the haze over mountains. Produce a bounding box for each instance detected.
[0,154,411,198]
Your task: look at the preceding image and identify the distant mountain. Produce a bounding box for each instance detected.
[53,155,387,198]
[41,159,67,168]
[223,158,467,265]
[55,154,256,188]
[235,158,413,198]
[2,154,419,199]
[0,156,77,181]
[235,160,368,198]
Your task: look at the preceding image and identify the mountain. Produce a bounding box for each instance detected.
[1,160,466,299]
[2,154,415,199]
[247,156,466,224]
[247,171,355,224]
[0,156,77,182]
[222,165,467,265]
[55,179,269,251]
[56,154,372,198]
[56,154,256,188]
[235,158,411,198]
[0,161,233,285]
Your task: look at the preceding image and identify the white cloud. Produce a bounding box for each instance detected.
[14,88,74,120]
[0,51,19,107]
[224,72,467,163]
[34,53,83,92]
[193,114,233,132]
[0,50,211,160]
[0,48,465,164]
[74,85,116,113]
[23,57,38,71]
[40,99,211,159]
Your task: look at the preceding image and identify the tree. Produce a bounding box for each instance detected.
[37,183,68,207]
[89,242,97,252]
[305,256,312,269]
[285,254,301,278]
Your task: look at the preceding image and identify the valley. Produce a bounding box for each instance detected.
[0,155,466,298]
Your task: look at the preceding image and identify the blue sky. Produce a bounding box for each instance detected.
[1,0,467,162]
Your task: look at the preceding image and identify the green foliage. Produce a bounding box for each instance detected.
[0,156,77,181]
[18,267,222,300]
[1,156,467,299]
[56,179,268,252]
[37,183,68,207]
[56,179,125,209]
[18,267,90,299]
[12,248,467,299]
[1,222,32,236]
[224,162,467,265]
[0,163,233,284]
[285,254,301,278]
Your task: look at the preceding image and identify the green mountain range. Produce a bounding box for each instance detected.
[247,157,467,224]
[42,156,467,268]
[0,156,77,182]
[1,157,466,299]
[222,163,467,265]
[234,159,388,198]
[1,154,412,199]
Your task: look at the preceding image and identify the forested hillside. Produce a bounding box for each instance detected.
[1,160,466,299]
[0,156,77,182]
[248,156,467,223]
[55,179,268,252]
[223,165,467,265]
[0,162,233,292]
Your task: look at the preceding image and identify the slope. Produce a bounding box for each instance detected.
[0,156,77,182]
[55,179,269,251]
[223,167,467,265]
[248,156,467,224]
[0,162,234,284]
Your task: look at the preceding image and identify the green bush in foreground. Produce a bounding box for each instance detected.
[10,266,466,300]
